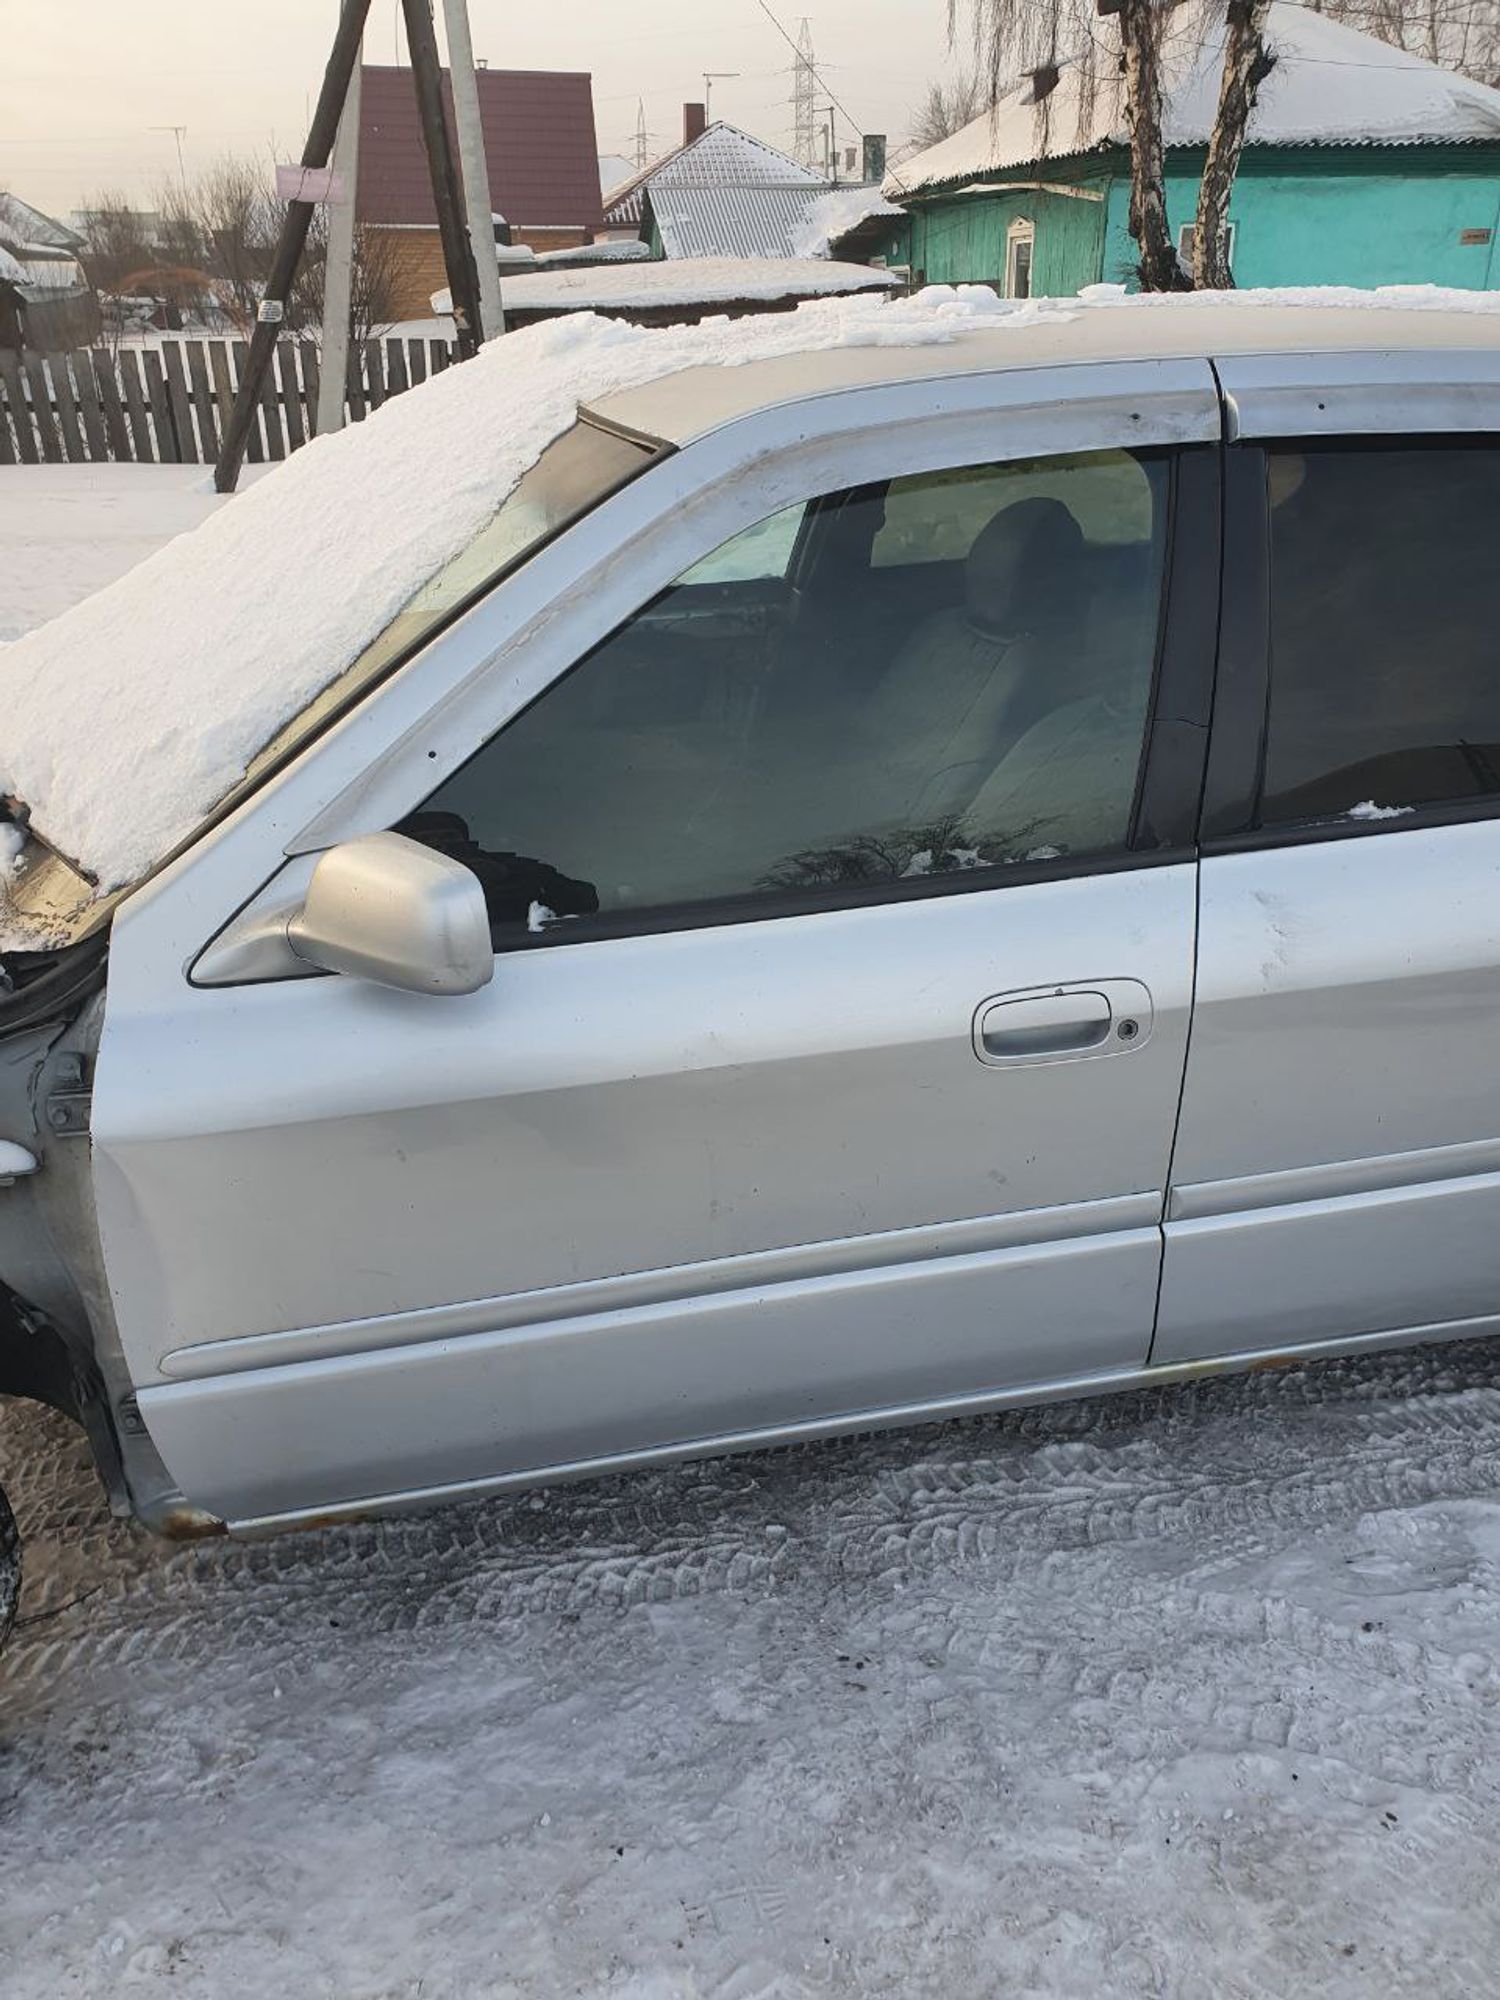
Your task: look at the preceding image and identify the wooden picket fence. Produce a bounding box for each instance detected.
[0,334,459,467]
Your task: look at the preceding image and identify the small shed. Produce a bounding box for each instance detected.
[0,193,99,350]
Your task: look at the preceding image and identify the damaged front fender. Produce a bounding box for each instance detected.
[0,954,221,1536]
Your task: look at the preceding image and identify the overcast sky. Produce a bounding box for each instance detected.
[2,0,966,215]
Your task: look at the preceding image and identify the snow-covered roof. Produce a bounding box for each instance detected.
[5,282,1498,929]
[790,186,906,260]
[8,252,88,297]
[893,1,1500,194]
[0,243,24,288]
[432,257,899,316]
[0,191,83,253]
[597,153,634,199]
[652,122,822,191]
[604,121,821,229]
[649,184,838,260]
[533,239,659,267]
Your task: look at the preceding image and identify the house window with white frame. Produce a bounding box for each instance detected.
[1177,220,1237,276]
[1005,218,1035,300]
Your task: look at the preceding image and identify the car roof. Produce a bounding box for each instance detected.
[586,301,1500,446]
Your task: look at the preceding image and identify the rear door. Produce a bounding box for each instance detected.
[1158,353,1500,1364]
[93,367,1221,1527]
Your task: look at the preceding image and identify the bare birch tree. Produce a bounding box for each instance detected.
[951,0,1280,289]
[1192,0,1276,286]
[1306,0,1500,83]
[911,72,992,147]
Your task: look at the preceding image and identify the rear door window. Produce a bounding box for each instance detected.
[1259,442,1500,825]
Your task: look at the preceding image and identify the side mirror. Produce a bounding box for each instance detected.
[287,832,493,996]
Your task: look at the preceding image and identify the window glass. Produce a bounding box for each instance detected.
[678,501,806,585]
[1006,222,1034,301]
[402,450,1172,945]
[248,417,656,781]
[1261,444,1500,825]
[871,449,1156,568]
[338,419,654,692]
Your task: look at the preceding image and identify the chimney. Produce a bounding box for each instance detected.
[684,101,707,144]
[861,133,887,186]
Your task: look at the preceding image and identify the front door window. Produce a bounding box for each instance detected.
[402,448,1173,945]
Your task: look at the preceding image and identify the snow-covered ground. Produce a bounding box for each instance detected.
[8,1345,1500,1998]
[7,448,1500,1997]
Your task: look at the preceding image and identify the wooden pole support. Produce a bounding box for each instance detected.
[213,0,375,493]
[400,0,484,358]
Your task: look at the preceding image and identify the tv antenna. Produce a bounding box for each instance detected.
[151,124,189,193]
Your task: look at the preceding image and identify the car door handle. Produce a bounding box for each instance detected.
[977,991,1114,1061]
[972,981,1152,1067]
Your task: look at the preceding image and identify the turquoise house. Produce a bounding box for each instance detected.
[874,2,1500,295]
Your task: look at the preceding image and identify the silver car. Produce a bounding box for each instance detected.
[3,301,1499,1640]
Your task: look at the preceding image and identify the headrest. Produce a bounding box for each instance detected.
[965,497,1086,633]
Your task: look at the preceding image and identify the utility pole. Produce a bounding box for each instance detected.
[401,0,483,355]
[633,99,650,170]
[315,57,362,436]
[213,0,373,493]
[440,0,504,339]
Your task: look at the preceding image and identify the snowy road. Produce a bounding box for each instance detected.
[7,1343,1500,1998]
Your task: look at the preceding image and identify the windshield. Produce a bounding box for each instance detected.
[241,417,660,795]
[1,415,662,963]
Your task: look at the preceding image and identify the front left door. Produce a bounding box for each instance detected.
[98,421,1218,1528]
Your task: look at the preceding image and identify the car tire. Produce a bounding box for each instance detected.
[0,1481,19,1654]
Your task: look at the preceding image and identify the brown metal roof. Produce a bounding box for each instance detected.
[356,65,603,231]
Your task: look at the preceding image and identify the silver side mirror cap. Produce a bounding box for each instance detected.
[287,832,494,996]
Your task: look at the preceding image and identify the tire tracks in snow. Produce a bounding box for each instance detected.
[7,1340,1500,1689]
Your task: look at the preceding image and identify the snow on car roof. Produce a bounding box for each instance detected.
[1,281,1498,936]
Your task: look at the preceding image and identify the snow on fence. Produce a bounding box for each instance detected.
[0,335,459,467]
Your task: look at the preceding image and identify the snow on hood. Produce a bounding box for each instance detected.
[0,286,1053,920]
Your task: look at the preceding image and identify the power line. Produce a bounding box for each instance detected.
[753,0,908,188]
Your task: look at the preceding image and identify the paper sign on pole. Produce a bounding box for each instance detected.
[276,164,347,205]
